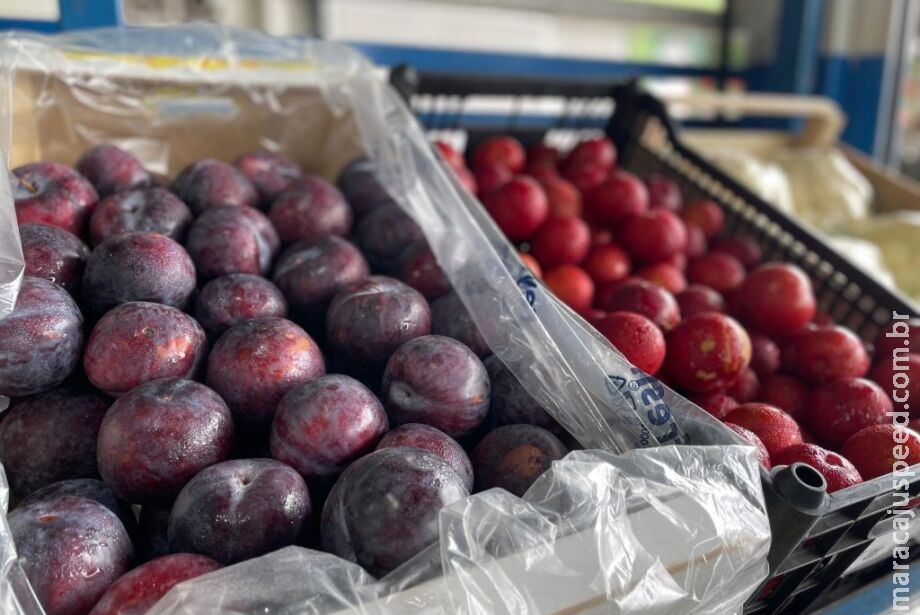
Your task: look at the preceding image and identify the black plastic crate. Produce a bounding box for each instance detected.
[390,66,920,614]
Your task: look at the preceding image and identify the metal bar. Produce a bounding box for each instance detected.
[772,0,824,95]
[717,0,734,91]
[874,0,916,167]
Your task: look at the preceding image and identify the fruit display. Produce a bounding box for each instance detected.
[1,144,602,615]
[435,132,916,496]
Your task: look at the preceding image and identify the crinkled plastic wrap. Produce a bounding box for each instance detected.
[706,149,795,216]
[707,147,873,233]
[0,26,769,614]
[772,147,872,231]
[144,446,768,615]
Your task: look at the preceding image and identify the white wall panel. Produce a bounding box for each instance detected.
[821,0,892,56]
[324,0,720,66]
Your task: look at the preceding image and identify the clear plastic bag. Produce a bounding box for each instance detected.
[0,149,22,318]
[0,26,769,614]
[144,445,769,615]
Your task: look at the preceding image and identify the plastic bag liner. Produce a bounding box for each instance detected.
[0,148,22,318]
[0,26,769,614]
[144,446,768,615]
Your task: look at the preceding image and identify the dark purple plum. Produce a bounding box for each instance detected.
[88,553,221,615]
[82,231,196,314]
[168,458,311,564]
[268,175,352,244]
[76,144,153,197]
[472,425,568,497]
[270,374,388,480]
[206,318,325,423]
[0,389,107,498]
[83,302,207,397]
[97,378,234,506]
[382,335,489,437]
[89,187,193,245]
[326,276,431,372]
[19,223,90,294]
[354,204,425,274]
[376,424,473,491]
[397,243,450,300]
[485,355,560,434]
[335,157,397,220]
[171,158,258,215]
[185,206,280,281]
[194,273,288,338]
[137,506,171,562]
[430,291,490,357]
[12,162,98,237]
[9,496,132,615]
[18,479,135,535]
[272,235,369,331]
[0,277,83,397]
[321,447,468,576]
[234,150,301,206]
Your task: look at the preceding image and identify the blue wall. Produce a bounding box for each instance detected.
[816,54,886,154]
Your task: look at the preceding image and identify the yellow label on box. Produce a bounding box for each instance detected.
[61,50,317,73]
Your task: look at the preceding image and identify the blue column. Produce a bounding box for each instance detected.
[59,0,121,30]
[769,0,825,95]
[744,0,825,132]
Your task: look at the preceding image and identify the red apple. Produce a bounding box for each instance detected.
[806,377,892,449]
[842,424,920,480]
[680,200,724,240]
[724,403,802,457]
[543,265,594,313]
[645,174,682,212]
[482,176,549,241]
[621,209,688,263]
[593,311,666,374]
[474,164,513,196]
[473,136,525,173]
[565,137,616,171]
[771,443,862,493]
[587,172,649,226]
[582,244,631,286]
[737,263,816,336]
[530,217,591,268]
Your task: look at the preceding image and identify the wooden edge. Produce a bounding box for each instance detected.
[839,144,920,213]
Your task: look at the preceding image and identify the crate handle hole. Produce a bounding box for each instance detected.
[794,464,825,489]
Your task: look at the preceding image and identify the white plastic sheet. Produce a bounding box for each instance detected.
[0,26,769,614]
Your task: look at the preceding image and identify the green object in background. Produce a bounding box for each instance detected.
[618,0,726,13]
[631,26,657,63]
[629,24,721,67]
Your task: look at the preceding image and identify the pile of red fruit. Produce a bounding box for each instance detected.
[0,146,575,615]
[439,133,920,494]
